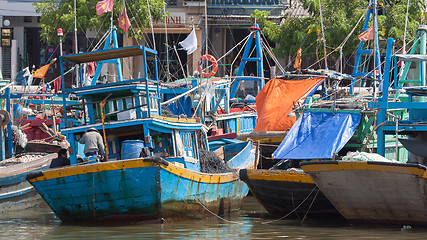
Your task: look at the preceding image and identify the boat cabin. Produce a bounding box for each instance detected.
[58,29,209,168]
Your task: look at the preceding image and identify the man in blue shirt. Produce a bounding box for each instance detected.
[49,148,70,168]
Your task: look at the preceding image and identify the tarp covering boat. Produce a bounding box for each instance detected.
[252,77,324,132]
[399,138,427,158]
[272,111,361,159]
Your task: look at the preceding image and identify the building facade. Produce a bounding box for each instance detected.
[0,0,289,82]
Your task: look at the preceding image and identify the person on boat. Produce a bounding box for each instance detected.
[78,128,105,159]
[49,148,70,168]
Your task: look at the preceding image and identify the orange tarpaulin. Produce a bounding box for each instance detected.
[252,77,325,132]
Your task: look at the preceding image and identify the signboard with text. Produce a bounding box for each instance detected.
[153,13,186,27]
[208,0,289,17]
[1,28,12,47]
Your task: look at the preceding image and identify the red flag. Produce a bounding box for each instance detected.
[119,6,131,31]
[96,0,114,16]
[358,26,375,41]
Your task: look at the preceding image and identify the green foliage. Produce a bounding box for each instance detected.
[33,0,167,44]
[252,0,423,58]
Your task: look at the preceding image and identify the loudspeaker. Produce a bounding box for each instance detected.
[0,110,10,127]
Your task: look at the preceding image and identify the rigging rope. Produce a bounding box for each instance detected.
[146,0,156,51]
[307,5,369,70]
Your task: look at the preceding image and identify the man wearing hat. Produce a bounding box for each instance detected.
[78,128,105,158]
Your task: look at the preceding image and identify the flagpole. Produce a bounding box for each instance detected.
[110,0,113,30]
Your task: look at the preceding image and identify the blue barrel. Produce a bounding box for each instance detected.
[121,140,145,160]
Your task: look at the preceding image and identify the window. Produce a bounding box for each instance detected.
[166,0,177,6]
[179,131,197,158]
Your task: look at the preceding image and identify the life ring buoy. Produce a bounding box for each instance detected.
[198,54,218,78]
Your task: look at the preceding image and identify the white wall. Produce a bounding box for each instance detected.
[0,0,40,17]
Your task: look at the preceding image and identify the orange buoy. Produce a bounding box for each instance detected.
[198,54,218,78]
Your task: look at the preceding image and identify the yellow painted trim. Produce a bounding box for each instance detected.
[29,160,157,182]
[236,137,284,144]
[301,161,426,176]
[244,169,314,184]
[162,162,239,183]
[237,117,240,133]
[29,158,250,184]
[152,114,197,123]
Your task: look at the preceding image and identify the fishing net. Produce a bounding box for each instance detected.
[199,149,234,173]
[161,106,177,117]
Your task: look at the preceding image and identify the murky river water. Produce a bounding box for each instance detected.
[1,196,427,239]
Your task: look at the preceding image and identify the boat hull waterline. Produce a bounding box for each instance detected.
[301,160,427,225]
[240,169,340,218]
[27,144,257,223]
[0,154,55,213]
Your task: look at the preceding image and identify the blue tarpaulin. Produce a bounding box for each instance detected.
[165,93,192,117]
[272,111,361,160]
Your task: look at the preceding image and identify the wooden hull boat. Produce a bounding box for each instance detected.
[240,169,340,218]
[27,141,258,224]
[301,160,427,225]
[0,153,55,213]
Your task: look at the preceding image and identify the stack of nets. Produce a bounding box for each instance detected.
[161,106,177,117]
[199,149,234,173]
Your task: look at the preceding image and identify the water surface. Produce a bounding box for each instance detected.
[1,197,426,239]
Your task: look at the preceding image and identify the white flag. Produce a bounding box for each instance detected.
[179,29,197,55]
[24,67,33,86]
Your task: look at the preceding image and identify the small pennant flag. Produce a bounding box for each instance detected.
[358,26,375,41]
[32,64,50,79]
[118,6,131,31]
[294,48,302,69]
[33,58,56,79]
[96,0,114,16]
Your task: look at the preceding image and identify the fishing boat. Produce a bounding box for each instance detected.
[26,28,259,224]
[161,25,267,151]
[0,84,58,213]
[301,27,427,225]
[240,110,364,218]
[0,153,56,214]
[238,1,411,219]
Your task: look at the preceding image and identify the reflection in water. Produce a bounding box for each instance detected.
[1,197,427,239]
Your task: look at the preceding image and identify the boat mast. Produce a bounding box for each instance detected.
[74,0,79,87]
[318,0,328,70]
[204,0,208,56]
[351,0,382,94]
[163,2,170,82]
[147,0,156,51]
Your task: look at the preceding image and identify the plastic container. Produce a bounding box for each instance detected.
[121,140,145,160]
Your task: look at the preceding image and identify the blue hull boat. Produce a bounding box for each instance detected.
[26,28,259,224]
[27,141,256,223]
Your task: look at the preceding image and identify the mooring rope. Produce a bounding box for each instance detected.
[300,188,320,225]
[179,175,243,224]
[262,186,318,225]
